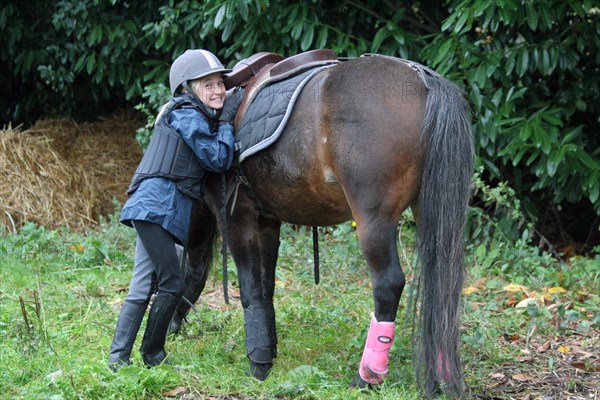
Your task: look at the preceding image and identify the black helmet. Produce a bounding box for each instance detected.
[169,49,231,96]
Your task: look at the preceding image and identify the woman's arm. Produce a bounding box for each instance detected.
[169,109,235,173]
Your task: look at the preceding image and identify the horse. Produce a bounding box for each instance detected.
[173,54,474,398]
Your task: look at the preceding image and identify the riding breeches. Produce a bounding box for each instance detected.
[124,220,185,302]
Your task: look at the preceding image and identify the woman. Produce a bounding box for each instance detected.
[108,49,243,369]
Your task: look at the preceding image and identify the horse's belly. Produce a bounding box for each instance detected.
[242,157,352,226]
[264,191,352,227]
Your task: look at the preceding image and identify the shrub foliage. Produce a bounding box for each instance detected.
[1,0,598,245]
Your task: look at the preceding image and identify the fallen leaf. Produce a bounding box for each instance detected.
[512,373,533,382]
[163,386,188,396]
[537,341,551,352]
[207,302,227,310]
[540,292,552,303]
[571,362,600,372]
[469,301,486,311]
[463,286,479,295]
[557,345,571,353]
[490,372,506,380]
[547,286,567,294]
[503,283,529,292]
[515,355,532,362]
[473,277,487,288]
[503,333,520,342]
[506,296,519,307]
[516,297,538,308]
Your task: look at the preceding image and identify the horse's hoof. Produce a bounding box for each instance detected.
[169,315,182,334]
[247,361,272,381]
[349,373,375,390]
[168,320,181,334]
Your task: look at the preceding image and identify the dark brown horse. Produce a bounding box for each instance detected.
[173,55,473,398]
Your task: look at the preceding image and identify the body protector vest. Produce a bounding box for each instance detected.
[127,96,218,200]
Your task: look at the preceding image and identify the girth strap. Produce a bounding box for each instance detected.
[312,226,320,285]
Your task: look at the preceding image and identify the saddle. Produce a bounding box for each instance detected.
[224,49,338,129]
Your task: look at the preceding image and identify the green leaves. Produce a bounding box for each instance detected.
[430,0,600,218]
[525,2,538,31]
[300,23,314,51]
[516,48,529,77]
[1,0,598,219]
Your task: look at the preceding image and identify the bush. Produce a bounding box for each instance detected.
[1,0,598,248]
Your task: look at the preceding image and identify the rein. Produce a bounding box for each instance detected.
[312,226,320,284]
[219,173,230,304]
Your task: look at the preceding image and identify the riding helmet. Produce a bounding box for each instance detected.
[169,49,232,96]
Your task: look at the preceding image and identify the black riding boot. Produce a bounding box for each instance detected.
[140,292,179,367]
[108,299,147,371]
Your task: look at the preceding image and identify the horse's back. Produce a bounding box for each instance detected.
[240,56,429,226]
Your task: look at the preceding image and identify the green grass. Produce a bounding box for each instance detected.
[1,212,598,399]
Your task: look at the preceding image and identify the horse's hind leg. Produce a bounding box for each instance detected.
[350,215,406,388]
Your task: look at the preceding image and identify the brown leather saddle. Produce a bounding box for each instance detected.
[224,49,338,129]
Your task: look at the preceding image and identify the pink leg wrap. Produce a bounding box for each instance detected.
[358,316,395,384]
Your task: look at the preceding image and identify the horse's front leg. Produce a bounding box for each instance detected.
[351,218,406,388]
[227,195,281,380]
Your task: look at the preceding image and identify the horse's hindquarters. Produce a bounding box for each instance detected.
[239,56,428,227]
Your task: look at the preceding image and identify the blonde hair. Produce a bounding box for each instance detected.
[188,79,205,97]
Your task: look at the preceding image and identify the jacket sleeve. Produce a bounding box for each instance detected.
[169,108,235,173]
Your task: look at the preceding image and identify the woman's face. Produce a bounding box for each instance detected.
[191,72,226,109]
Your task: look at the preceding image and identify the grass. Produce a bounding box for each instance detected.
[0,208,598,399]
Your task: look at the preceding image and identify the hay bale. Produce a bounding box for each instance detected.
[1,111,143,231]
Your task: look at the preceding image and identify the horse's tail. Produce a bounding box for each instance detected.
[414,75,473,397]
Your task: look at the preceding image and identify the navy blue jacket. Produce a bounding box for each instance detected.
[120,97,235,245]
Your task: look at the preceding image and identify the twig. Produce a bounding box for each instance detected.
[91,321,113,330]
[19,296,31,331]
[532,226,566,264]
[34,270,79,395]
[35,274,46,340]
[2,209,17,234]
[584,215,600,250]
